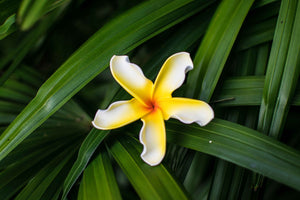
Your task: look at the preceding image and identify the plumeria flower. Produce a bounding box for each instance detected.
[92,52,214,166]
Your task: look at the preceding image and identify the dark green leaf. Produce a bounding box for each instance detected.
[166,119,300,190]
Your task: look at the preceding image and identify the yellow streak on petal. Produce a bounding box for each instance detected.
[158,97,214,126]
[92,98,150,130]
[153,52,193,100]
[140,109,166,166]
[110,55,153,106]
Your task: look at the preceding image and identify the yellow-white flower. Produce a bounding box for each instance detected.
[92,52,214,166]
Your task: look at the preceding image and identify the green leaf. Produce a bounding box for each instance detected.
[214,76,300,106]
[0,14,16,40]
[0,138,73,199]
[18,0,70,30]
[208,160,234,199]
[253,0,279,8]
[269,1,300,138]
[254,43,270,75]
[78,149,121,200]
[183,152,211,196]
[15,144,76,200]
[226,166,246,199]
[236,17,276,51]
[166,119,300,191]
[0,131,78,169]
[258,0,298,136]
[0,0,20,24]
[186,0,255,101]
[62,129,109,199]
[107,134,188,200]
[214,76,265,106]
[0,10,62,85]
[207,110,247,199]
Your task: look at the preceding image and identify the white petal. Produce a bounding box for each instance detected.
[140,109,166,166]
[110,55,153,106]
[158,97,214,126]
[92,98,150,130]
[153,52,193,99]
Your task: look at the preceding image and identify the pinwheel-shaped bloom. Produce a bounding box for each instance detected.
[92,52,214,166]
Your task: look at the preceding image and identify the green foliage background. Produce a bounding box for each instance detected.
[0,0,299,199]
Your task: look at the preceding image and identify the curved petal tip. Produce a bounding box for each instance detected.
[141,149,164,166]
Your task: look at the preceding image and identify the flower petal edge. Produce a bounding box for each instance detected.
[140,109,166,166]
[110,55,153,106]
[153,52,193,100]
[158,97,214,126]
[92,98,150,130]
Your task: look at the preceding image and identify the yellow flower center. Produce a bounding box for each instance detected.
[144,98,160,113]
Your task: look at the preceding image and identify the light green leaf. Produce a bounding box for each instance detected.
[107,134,188,200]
[62,129,109,199]
[78,149,121,200]
[0,14,16,40]
[18,0,70,30]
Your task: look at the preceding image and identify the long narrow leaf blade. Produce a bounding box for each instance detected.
[78,149,121,200]
[62,129,109,199]
[257,0,298,135]
[107,135,188,200]
[166,119,300,190]
[269,1,300,138]
[186,0,255,101]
